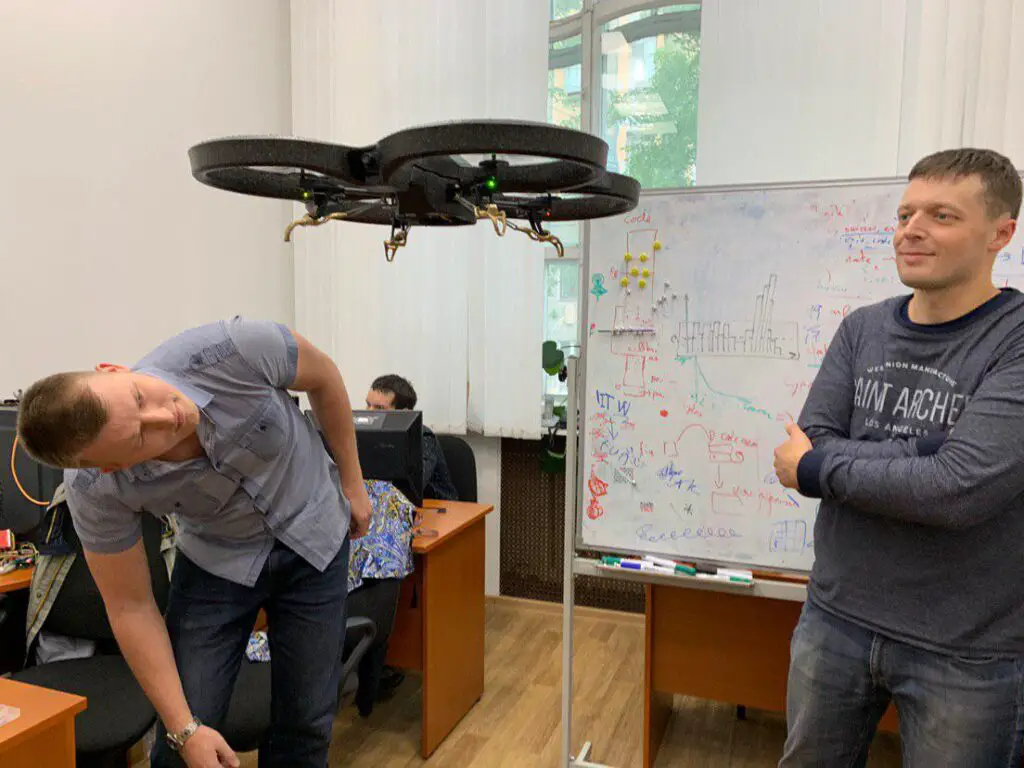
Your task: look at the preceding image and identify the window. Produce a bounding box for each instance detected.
[551,0,584,21]
[544,259,581,362]
[544,1,702,400]
[548,36,583,130]
[600,4,701,188]
[544,29,585,397]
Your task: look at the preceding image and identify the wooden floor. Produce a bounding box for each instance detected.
[141,597,901,767]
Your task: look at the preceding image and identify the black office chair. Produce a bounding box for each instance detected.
[0,581,28,676]
[7,513,170,768]
[436,434,478,502]
[220,616,377,753]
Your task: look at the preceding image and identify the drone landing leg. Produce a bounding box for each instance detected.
[384,223,409,262]
[456,195,565,258]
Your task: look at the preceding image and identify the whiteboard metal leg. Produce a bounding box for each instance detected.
[562,354,579,767]
[562,355,616,767]
[572,740,614,767]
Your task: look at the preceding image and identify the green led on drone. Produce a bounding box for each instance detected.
[301,190,313,200]
[485,177,498,191]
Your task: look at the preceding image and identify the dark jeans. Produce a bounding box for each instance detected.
[344,577,401,713]
[151,538,350,767]
[781,599,1024,768]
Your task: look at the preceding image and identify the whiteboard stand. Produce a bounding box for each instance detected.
[561,354,615,768]
[574,742,611,767]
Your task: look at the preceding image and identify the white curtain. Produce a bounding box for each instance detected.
[696,0,1024,185]
[898,0,1024,171]
[290,0,548,437]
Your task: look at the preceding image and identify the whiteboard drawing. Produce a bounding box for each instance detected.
[674,275,800,360]
[579,182,1024,572]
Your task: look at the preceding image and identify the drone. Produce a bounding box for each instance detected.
[188,119,640,261]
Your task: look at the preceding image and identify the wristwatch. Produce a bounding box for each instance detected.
[166,716,202,751]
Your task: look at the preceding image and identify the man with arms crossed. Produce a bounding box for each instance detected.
[17,318,372,767]
[774,148,1023,766]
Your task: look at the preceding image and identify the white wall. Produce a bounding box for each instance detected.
[0,0,294,395]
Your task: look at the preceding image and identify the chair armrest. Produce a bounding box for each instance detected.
[346,615,376,638]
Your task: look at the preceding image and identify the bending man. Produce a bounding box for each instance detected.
[17,317,371,767]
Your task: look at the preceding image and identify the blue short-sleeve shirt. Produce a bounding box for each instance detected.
[64,317,351,586]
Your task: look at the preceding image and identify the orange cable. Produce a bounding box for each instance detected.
[10,435,50,506]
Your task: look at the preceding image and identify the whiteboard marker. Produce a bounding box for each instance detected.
[644,556,697,575]
[643,563,677,575]
[619,561,674,575]
[697,573,753,585]
[600,558,674,575]
[717,568,753,581]
[644,555,677,568]
[601,556,644,567]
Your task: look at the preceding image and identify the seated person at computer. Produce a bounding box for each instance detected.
[344,479,414,716]
[365,374,458,501]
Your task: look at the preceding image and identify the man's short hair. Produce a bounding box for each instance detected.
[17,372,108,468]
[909,147,1022,220]
[370,374,418,410]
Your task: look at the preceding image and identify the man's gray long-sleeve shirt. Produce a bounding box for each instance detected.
[796,287,1024,658]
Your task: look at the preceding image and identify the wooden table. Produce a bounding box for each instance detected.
[386,500,493,758]
[0,566,34,594]
[0,677,86,768]
[641,578,899,767]
[574,559,898,767]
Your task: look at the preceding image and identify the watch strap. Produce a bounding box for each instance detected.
[166,716,202,751]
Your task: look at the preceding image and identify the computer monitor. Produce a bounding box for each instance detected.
[306,409,424,508]
[0,405,63,536]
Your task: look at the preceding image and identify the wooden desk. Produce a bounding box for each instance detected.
[642,580,898,767]
[386,500,493,758]
[0,677,86,768]
[0,566,34,594]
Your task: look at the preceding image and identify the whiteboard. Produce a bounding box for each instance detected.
[578,178,1024,573]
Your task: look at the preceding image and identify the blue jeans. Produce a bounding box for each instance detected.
[151,537,350,767]
[781,599,1024,768]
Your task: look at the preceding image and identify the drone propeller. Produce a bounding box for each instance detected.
[376,119,608,193]
[187,136,383,201]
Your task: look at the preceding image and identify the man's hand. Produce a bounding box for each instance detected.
[180,725,239,767]
[347,483,372,539]
[774,422,814,490]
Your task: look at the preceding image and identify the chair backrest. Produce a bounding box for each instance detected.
[44,512,171,641]
[436,434,478,503]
